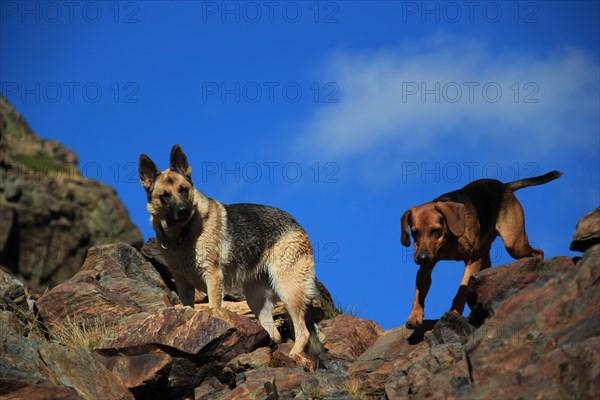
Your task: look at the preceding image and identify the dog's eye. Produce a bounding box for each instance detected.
[159,192,171,204]
[430,228,442,238]
[411,229,420,239]
[179,186,189,195]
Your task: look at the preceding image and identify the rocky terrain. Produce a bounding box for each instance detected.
[0,96,142,288]
[0,99,598,399]
[0,207,598,399]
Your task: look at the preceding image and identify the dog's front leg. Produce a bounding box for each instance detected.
[451,259,482,315]
[174,274,196,307]
[406,264,434,329]
[204,263,224,312]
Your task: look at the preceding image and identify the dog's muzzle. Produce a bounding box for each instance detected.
[416,250,433,265]
[173,204,191,223]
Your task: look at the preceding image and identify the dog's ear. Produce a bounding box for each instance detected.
[400,209,413,247]
[139,154,160,191]
[435,202,466,237]
[170,144,192,178]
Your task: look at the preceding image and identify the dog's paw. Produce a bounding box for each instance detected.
[406,312,423,330]
[405,320,422,330]
[209,307,227,319]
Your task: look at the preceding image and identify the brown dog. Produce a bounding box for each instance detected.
[400,171,562,329]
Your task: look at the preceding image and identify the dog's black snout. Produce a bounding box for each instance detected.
[416,251,431,265]
[174,204,190,222]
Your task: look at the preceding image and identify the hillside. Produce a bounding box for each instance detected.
[0,96,142,289]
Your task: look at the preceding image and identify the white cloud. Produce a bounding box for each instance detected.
[294,36,600,160]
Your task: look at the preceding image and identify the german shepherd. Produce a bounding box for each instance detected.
[138,144,322,357]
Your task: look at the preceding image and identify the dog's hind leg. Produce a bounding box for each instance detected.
[244,275,281,344]
[497,192,543,261]
[273,262,312,356]
[267,234,317,356]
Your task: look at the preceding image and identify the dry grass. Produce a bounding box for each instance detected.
[301,382,329,400]
[344,377,369,400]
[46,313,119,350]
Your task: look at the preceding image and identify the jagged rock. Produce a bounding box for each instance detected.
[319,314,383,373]
[0,96,142,289]
[429,311,475,346]
[1,297,132,400]
[226,346,273,373]
[95,307,269,397]
[466,256,575,327]
[0,379,83,400]
[0,311,55,385]
[570,207,600,252]
[38,343,133,400]
[464,250,600,398]
[346,325,432,398]
[35,243,175,330]
[348,251,599,399]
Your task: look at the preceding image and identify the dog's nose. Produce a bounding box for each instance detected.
[174,204,190,222]
[416,251,431,265]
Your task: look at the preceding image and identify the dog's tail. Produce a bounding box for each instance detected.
[506,170,563,191]
[304,303,326,357]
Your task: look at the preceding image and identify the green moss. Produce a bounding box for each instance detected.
[12,153,68,175]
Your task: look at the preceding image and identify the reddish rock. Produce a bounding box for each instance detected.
[37,343,133,400]
[347,325,432,398]
[96,307,269,397]
[319,314,384,362]
[92,350,172,392]
[35,243,174,330]
[221,367,305,399]
[0,379,83,400]
[226,346,273,373]
[570,207,600,252]
[464,250,600,398]
[193,376,228,399]
[466,256,575,326]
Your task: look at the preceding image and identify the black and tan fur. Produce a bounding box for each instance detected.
[139,145,322,357]
[400,171,562,329]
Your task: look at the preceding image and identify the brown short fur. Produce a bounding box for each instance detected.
[400,171,562,329]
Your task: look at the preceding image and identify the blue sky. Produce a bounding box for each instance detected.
[1,1,599,330]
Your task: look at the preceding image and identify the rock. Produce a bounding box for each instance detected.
[38,343,133,400]
[226,346,273,373]
[466,256,575,327]
[347,325,432,398]
[0,379,83,400]
[0,96,142,290]
[35,243,174,331]
[319,314,383,370]
[429,311,475,346]
[193,376,228,399]
[0,311,56,385]
[93,351,172,396]
[464,250,600,398]
[570,207,600,252]
[96,307,269,398]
